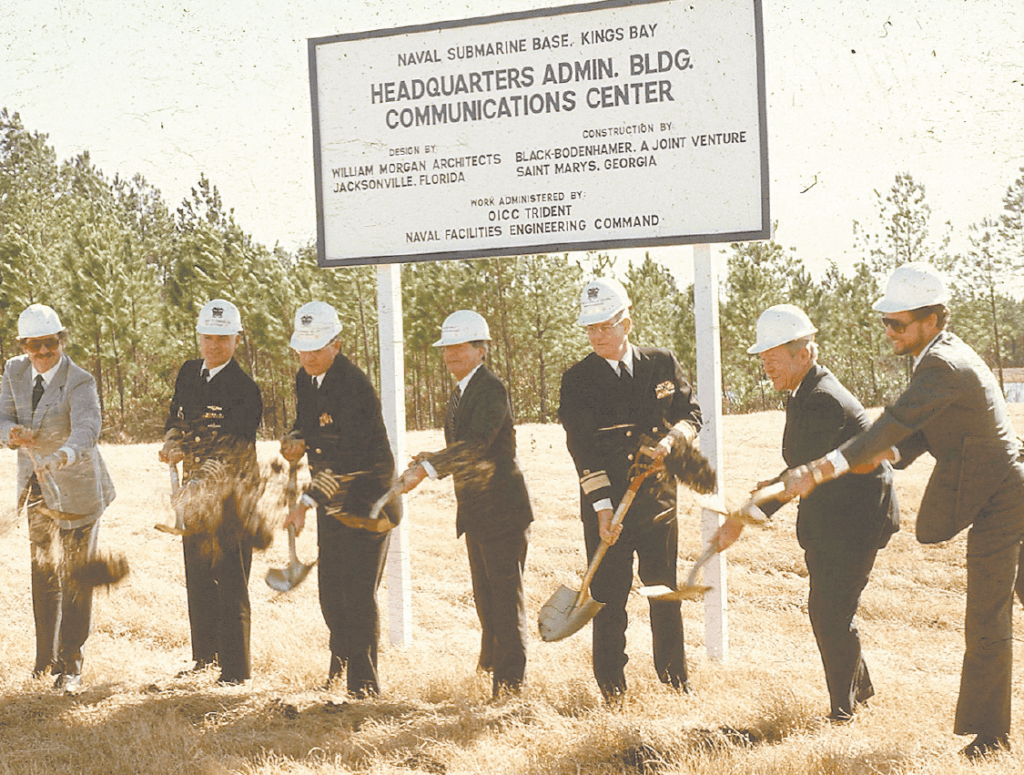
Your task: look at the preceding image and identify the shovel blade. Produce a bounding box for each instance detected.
[639,583,711,601]
[154,523,184,536]
[289,559,316,588]
[265,567,295,593]
[538,584,604,642]
[265,558,316,593]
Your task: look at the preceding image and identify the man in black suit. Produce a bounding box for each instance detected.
[717,304,898,722]
[160,298,264,686]
[282,301,397,698]
[399,310,534,697]
[559,278,702,701]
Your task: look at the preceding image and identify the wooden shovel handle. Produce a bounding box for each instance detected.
[577,466,658,600]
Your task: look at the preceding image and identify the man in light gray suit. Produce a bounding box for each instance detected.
[780,263,1024,760]
[0,304,116,694]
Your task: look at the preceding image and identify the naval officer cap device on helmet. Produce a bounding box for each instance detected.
[196,299,242,335]
[290,301,343,352]
[577,277,631,327]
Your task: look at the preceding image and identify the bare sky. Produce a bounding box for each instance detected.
[2,0,1022,287]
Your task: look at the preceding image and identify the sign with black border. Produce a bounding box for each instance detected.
[309,0,768,267]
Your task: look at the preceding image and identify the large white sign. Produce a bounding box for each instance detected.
[309,0,768,266]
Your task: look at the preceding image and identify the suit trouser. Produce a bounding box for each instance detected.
[182,494,253,682]
[954,472,1024,737]
[29,507,100,677]
[318,509,390,697]
[584,509,687,698]
[465,525,530,695]
[804,538,879,717]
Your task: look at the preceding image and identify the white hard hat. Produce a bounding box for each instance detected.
[196,299,242,335]
[747,304,818,354]
[432,310,491,347]
[577,277,631,326]
[290,301,343,351]
[873,262,950,313]
[18,304,64,339]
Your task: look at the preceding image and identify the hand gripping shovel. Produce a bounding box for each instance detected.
[538,467,657,642]
[155,463,186,535]
[266,461,317,592]
[639,481,788,601]
[334,478,400,533]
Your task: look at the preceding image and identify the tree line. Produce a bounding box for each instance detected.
[2,108,1022,442]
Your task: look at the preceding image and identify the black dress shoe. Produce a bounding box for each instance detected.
[32,664,54,680]
[961,733,1010,760]
[54,673,84,695]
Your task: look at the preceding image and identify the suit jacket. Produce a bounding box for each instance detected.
[425,365,533,540]
[767,364,898,548]
[842,331,1024,544]
[559,347,702,520]
[291,354,396,523]
[0,353,115,522]
[164,358,262,480]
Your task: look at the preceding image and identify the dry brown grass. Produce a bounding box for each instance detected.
[0,405,1022,774]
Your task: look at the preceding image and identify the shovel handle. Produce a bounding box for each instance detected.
[169,463,185,531]
[576,466,657,604]
[287,523,299,564]
[682,542,719,589]
[285,460,299,511]
[27,448,64,513]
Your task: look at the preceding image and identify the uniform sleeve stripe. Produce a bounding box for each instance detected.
[580,471,611,494]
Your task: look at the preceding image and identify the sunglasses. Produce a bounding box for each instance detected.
[880,316,919,334]
[22,336,61,353]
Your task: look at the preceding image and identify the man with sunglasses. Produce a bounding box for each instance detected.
[559,277,702,702]
[779,262,1024,760]
[0,304,116,693]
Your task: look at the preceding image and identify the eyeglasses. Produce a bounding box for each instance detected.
[880,316,919,334]
[22,336,61,353]
[586,320,622,335]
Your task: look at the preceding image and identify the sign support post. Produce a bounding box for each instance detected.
[377,263,412,646]
[693,243,728,660]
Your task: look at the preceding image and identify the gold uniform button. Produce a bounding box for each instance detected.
[625,430,632,437]
[627,453,634,461]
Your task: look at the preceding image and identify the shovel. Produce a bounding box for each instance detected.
[154,463,186,535]
[538,466,657,642]
[639,481,789,601]
[266,461,317,592]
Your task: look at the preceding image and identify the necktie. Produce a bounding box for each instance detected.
[618,360,631,381]
[200,367,210,382]
[31,375,44,413]
[445,384,462,438]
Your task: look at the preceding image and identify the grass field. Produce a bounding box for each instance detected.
[0,405,1022,774]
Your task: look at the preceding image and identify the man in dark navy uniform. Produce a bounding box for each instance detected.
[161,298,263,686]
[559,277,702,701]
[282,301,397,698]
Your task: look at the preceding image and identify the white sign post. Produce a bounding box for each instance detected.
[309,0,767,656]
[376,264,412,645]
